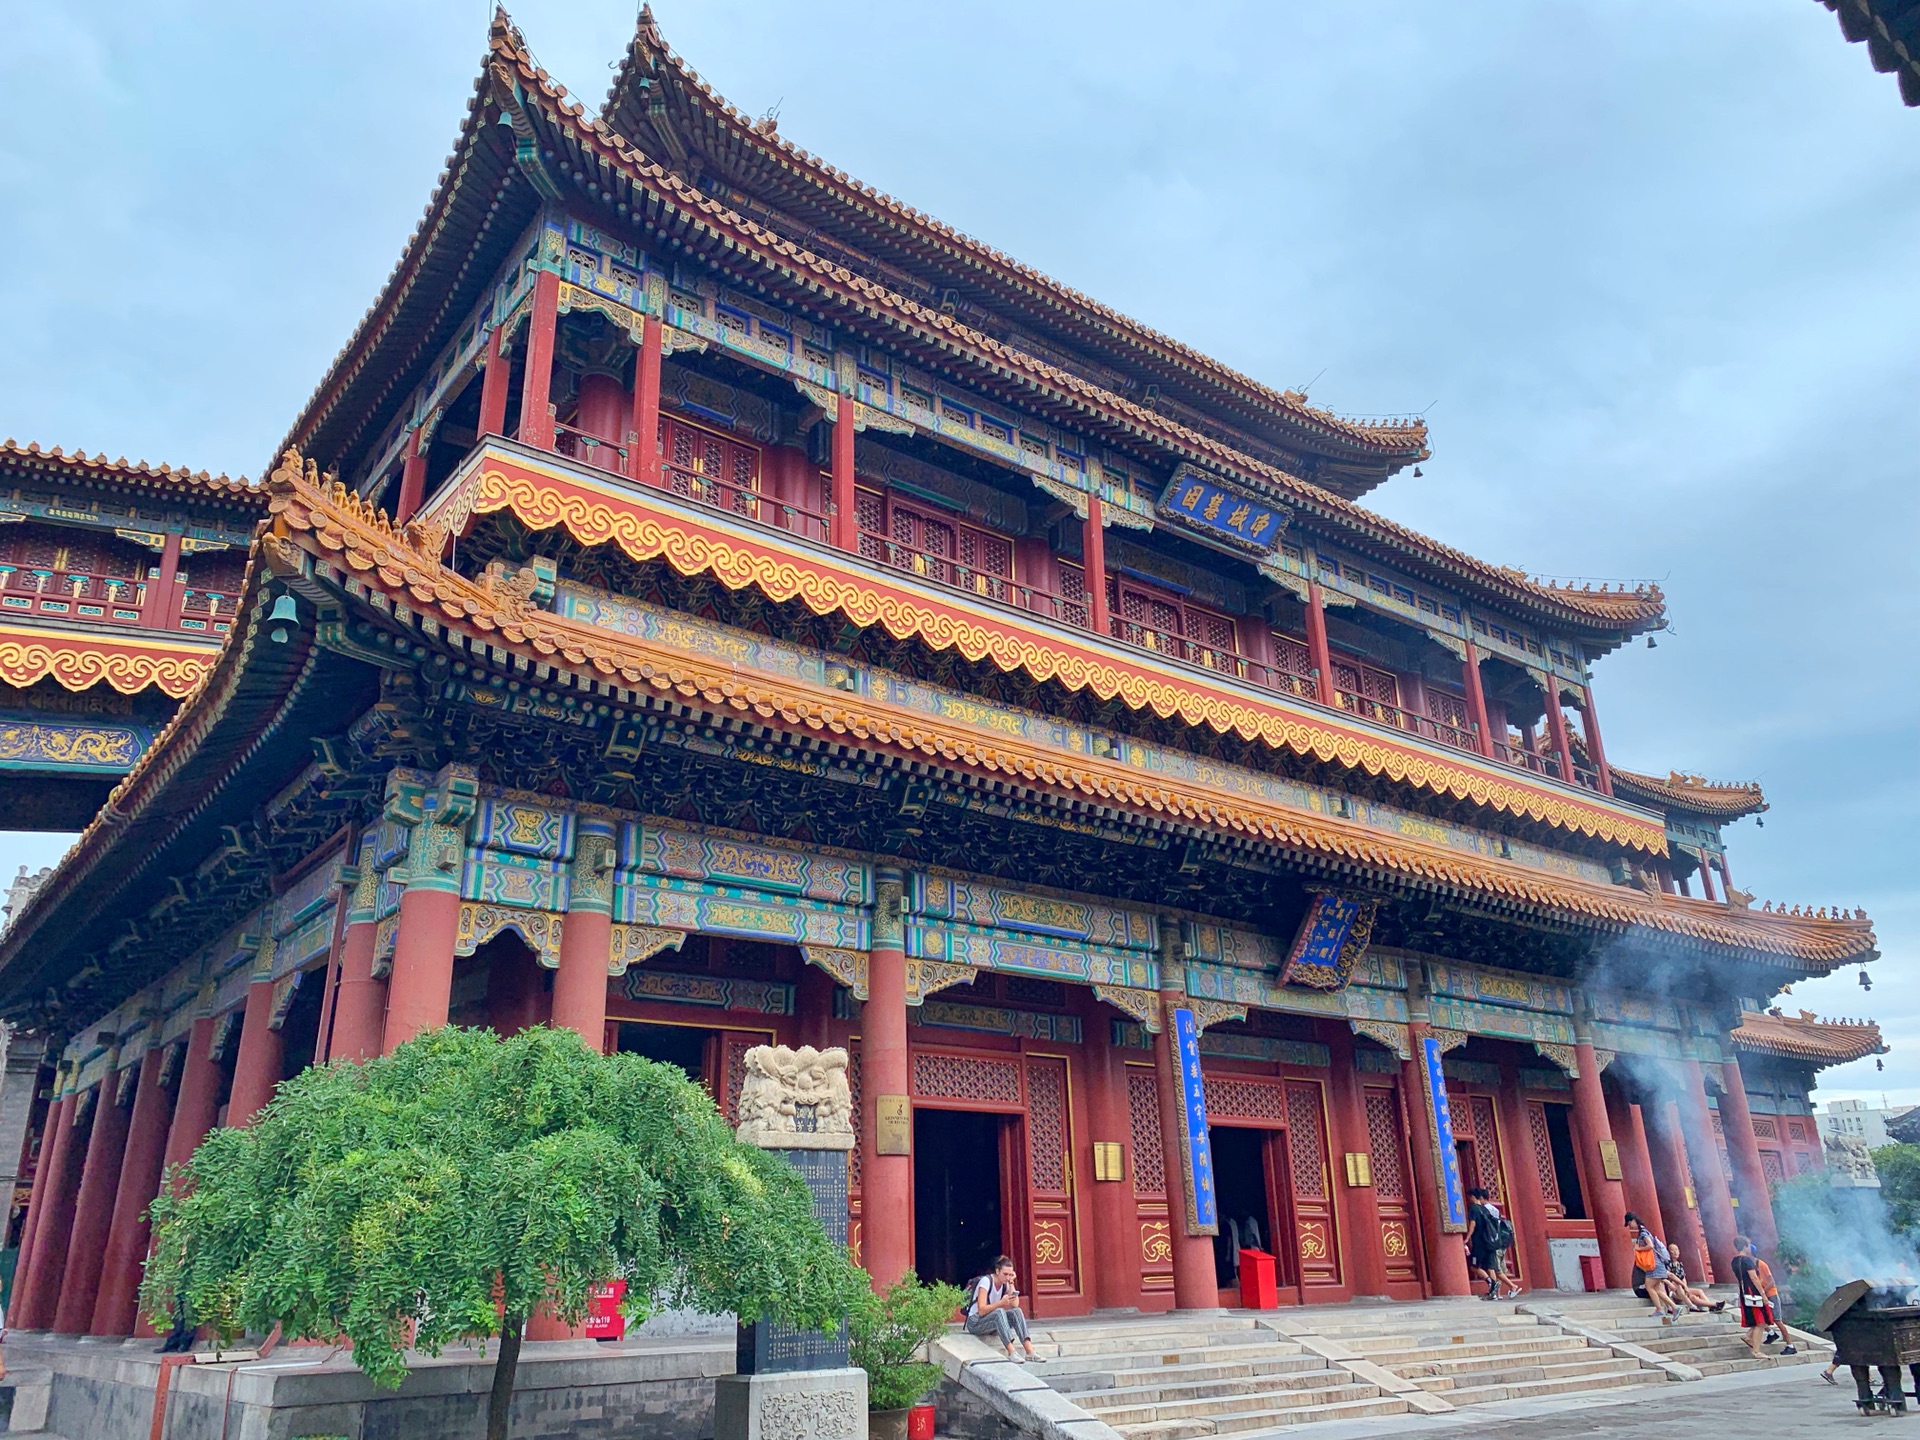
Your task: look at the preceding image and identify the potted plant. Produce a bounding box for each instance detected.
[850,1271,967,1440]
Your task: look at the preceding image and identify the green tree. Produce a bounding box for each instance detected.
[141,1026,864,1440]
[850,1272,966,1412]
[1873,1142,1920,1232]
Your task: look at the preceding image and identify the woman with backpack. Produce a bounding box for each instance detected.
[1466,1187,1521,1299]
[965,1256,1038,1362]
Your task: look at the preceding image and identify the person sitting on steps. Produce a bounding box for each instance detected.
[966,1256,1038,1363]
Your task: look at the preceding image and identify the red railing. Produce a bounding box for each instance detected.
[514,436,1608,795]
[2,565,147,620]
[661,457,832,544]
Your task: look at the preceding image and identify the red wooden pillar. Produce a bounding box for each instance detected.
[1604,1086,1661,1238]
[1324,1024,1388,1298]
[91,1046,175,1335]
[830,395,858,552]
[1461,641,1495,758]
[226,977,285,1128]
[1494,1052,1554,1292]
[1082,496,1110,636]
[161,1017,221,1181]
[10,1085,64,1326]
[477,325,510,439]
[13,1089,80,1329]
[53,1076,132,1333]
[1578,688,1613,796]
[142,532,183,631]
[1567,1042,1631,1287]
[1151,949,1220,1310]
[1543,681,1576,783]
[1305,583,1337,706]
[1696,856,1719,904]
[862,871,912,1293]
[1641,1094,1712,1281]
[394,428,428,524]
[1717,1059,1779,1254]
[1399,1025,1471,1296]
[1082,994,1143,1311]
[552,824,616,1048]
[630,315,664,486]
[381,888,462,1053]
[518,268,562,450]
[328,874,387,1064]
[1676,1060,1739,1282]
[575,372,628,471]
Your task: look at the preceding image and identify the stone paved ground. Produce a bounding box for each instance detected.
[1296,1362,1876,1440]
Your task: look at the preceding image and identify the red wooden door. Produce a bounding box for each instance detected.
[659,414,762,518]
[1126,1063,1175,1299]
[1024,1055,1079,1299]
[1285,1080,1342,1292]
[1365,1083,1426,1295]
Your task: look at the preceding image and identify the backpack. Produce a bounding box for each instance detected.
[1489,1213,1516,1250]
[963,1276,991,1317]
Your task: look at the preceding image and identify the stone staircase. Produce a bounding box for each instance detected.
[1027,1313,1413,1438]
[1272,1301,1663,1409]
[1522,1288,1833,1378]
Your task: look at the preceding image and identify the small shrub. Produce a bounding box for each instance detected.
[851,1271,966,1412]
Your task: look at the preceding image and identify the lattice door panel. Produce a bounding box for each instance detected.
[1285,1081,1341,1290]
[1464,1095,1508,1204]
[659,415,761,517]
[1127,1064,1174,1293]
[1365,1084,1423,1289]
[1204,1074,1288,1123]
[1427,687,1470,730]
[848,1048,863,1259]
[1025,1056,1079,1297]
[1526,1101,1563,1217]
[912,1050,1024,1109]
[1183,605,1240,675]
[1760,1149,1785,1183]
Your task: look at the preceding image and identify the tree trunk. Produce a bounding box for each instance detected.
[487,1313,525,1440]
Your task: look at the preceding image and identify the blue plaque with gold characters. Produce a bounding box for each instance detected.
[1280,891,1379,990]
[1169,1006,1219,1234]
[1158,465,1289,552]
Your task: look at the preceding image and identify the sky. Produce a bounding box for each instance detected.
[1,2,1914,1102]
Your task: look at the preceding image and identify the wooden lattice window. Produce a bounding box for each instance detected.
[1365,1090,1407,1200]
[1285,1083,1328,1199]
[1760,1150,1786,1183]
[855,488,1014,601]
[911,1050,1022,1106]
[848,1051,862,1189]
[1334,658,1402,723]
[1128,1067,1165,1198]
[1025,1059,1068,1192]
[1468,1095,1505,1203]
[1426,686,1470,731]
[1751,1115,1778,1139]
[658,414,761,517]
[1203,1074,1288,1123]
[1110,575,1240,673]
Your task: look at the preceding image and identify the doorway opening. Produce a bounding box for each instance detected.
[615,1021,711,1083]
[1541,1102,1588,1219]
[913,1108,1006,1288]
[1208,1125,1275,1289]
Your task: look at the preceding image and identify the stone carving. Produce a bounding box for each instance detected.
[735,1045,854,1150]
[758,1387,863,1440]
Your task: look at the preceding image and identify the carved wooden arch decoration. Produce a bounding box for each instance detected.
[454,903,563,969]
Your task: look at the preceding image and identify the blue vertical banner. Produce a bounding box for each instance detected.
[1420,1034,1468,1230]
[1169,1007,1219,1234]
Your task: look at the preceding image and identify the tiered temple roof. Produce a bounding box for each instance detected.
[278,11,1665,653]
[1822,0,1920,106]
[1732,1007,1887,1066]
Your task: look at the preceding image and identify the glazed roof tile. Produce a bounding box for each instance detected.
[1732,1007,1887,1065]
[1822,0,1920,106]
[278,12,1663,644]
[1608,765,1768,820]
[0,438,262,507]
[602,7,1426,488]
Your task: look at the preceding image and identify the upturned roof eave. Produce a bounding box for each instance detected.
[601,9,1429,477]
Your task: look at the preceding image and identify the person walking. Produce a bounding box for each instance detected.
[1730,1235,1790,1359]
[1624,1213,1679,1323]
[1466,1187,1521,1300]
[965,1256,1038,1362]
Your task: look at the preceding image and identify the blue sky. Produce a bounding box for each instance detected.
[2,2,1913,1103]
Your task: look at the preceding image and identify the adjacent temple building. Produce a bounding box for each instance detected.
[0,10,1886,1342]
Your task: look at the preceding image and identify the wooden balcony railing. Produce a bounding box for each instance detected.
[477,435,1617,799]
[3,566,147,622]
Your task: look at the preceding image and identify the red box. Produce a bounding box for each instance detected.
[1238,1249,1278,1309]
[1578,1254,1605,1292]
[908,1403,936,1440]
[585,1279,629,1340]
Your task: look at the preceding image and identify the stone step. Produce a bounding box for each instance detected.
[1071,1367,1369,1412]
[1085,1377,1386,1426]
[1046,1353,1332,1392]
[1394,1351,1636,1386]
[1350,1334,1589,1365]
[1036,1341,1307,1371]
[1109,1392,1412,1439]
[1428,1367,1661,1408]
[1030,1318,1267,1344]
[1038,1331,1287,1361]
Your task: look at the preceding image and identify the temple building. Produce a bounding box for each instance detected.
[0,9,1885,1342]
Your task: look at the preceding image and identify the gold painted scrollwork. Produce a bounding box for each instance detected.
[607,923,686,976]
[454,903,564,969]
[1140,1221,1173,1265]
[1350,1018,1411,1059]
[1095,985,1162,1033]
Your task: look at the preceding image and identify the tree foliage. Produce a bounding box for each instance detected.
[140,1026,866,1392]
[850,1271,965,1412]
[1873,1143,1920,1232]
